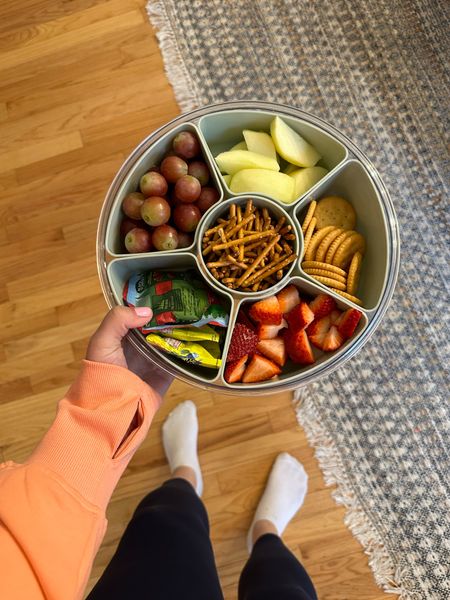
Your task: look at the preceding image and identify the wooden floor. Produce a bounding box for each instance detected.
[0,2,387,598]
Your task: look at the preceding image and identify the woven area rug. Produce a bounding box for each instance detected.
[147,1,450,598]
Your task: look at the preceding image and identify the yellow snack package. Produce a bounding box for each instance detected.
[158,324,220,343]
[146,333,222,369]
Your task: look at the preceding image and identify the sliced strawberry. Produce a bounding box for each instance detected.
[330,310,342,325]
[225,354,248,383]
[249,296,282,325]
[306,315,331,350]
[285,302,315,331]
[276,284,300,314]
[284,329,315,365]
[256,337,286,366]
[237,308,255,331]
[242,354,281,383]
[257,318,287,340]
[226,323,258,363]
[337,308,362,339]
[309,294,337,319]
[322,325,344,352]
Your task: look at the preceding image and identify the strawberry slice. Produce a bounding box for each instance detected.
[330,309,342,325]
[236,308,255,331]
[257,318,287,340]
[256,337,286,366]
[242,354,281,383]
[306,315,331,350]
[284,329,315,364]
[286,302,315,331]
[337,308,362,339]
[276,284,300,314]
[226,323,258,363]
[249,296,282,325]
[225,354,248,383]
[322,325,344,352]
[309,294,337,319]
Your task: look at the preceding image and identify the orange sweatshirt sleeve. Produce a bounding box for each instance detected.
[0,359,161,600]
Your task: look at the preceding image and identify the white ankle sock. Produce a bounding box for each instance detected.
[247,452,308,552]
[162,400,203,496]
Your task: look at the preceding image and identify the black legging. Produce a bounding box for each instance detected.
[87,478,318,600]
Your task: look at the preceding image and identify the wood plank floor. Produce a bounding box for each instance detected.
[0,2,387,598]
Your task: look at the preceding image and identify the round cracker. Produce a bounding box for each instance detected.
[330,288,363,306]
[302,216,316,258]
[332,233,366,269]
[347,251,363,295]
[315,227,344,262]
[304,268,347,285]
[301,201,317,233]
[304,225,335,261]
[311,275,346,291]
[325,230,355,264]
[301,261,347,277]
[314,196,357,230]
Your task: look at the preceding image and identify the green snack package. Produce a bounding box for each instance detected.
[124,270,229,333]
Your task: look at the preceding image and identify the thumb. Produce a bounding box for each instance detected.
[86,306,152,362]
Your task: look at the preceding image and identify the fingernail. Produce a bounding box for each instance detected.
[134,307,152,317]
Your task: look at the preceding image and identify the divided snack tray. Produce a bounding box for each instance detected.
[97,101,400,394]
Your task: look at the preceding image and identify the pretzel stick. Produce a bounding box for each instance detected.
[226,254,247,269]
[275,216,286,232]
[245,252,292,285]
[235,235,281,287]
[207,261,233,268]
[252,254,297,284]
[226,214,255,238]
[212,230,275,252]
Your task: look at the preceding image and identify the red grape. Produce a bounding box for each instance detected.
[140,171,168,197]
[176,231,194,248]
[141,196,171,227]
[173,204,201,232]
[160,156,188,183]
[172,131,200,159]
[152,225,179,251]
[188,160,210,186]
[174,175,201,203]
[197,187,220,213]
[122,192,145,219]
[120,217,142,238]
[125,228,152,253]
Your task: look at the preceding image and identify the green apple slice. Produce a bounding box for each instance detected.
[229,169,294,204]
[215,150,280,175]
[243,130,277,160]
[222,174,232,187]
[229,140,247,151]
[270,116,321,167]
[290,166,328,200]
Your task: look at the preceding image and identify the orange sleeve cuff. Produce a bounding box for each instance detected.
[27,359,161,510]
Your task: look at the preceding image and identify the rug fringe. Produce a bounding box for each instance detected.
[294,388,415,599]
[146,1,199,112]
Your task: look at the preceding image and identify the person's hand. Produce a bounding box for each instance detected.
[86,306,173,396]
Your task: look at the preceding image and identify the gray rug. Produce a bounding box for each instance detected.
[147,1,450,598]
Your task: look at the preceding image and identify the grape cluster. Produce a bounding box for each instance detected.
[121,131,220,253]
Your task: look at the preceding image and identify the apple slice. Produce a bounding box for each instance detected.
[230,169,295,204]
[215,150,280,175]
[229,140,247,151]
[243,130,277,160]
[222,174,232,187]
[270,116,321,167]
[290,166,328,200]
